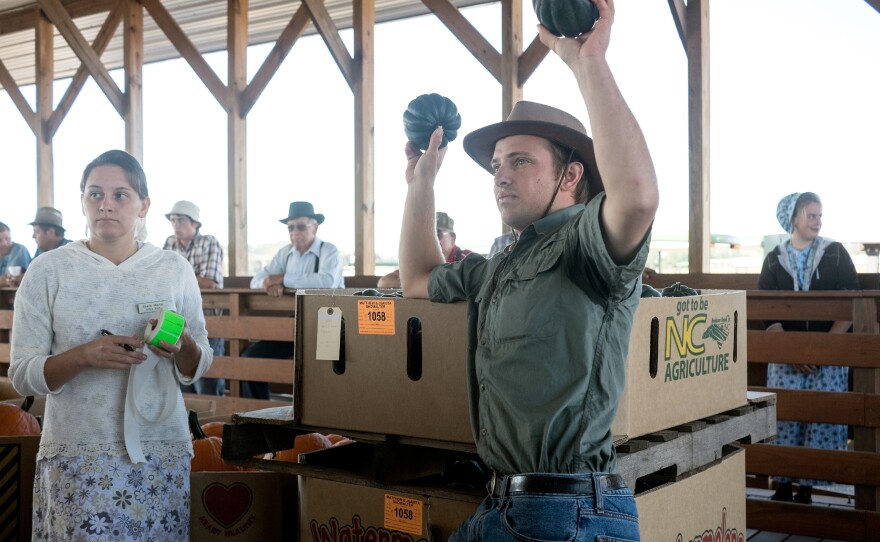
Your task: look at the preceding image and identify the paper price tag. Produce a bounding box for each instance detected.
[357,299,395,335]
[383,494,422,535]
[316,307,342,360]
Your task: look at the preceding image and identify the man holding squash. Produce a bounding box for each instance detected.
[398,0,657,539]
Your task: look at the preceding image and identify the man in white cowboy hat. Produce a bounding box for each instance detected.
[242,200,344,399]
[163,200,226,396]
[398,1,658,539]
[30,206,72,257]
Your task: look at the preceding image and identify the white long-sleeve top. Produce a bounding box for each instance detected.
[10,241,212,462]
[249,236,345,289]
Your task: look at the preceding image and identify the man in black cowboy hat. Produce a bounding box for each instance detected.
[398,1,657,539]
[243,201,344,399]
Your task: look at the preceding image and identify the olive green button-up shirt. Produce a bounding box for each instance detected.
[428,194,649,475]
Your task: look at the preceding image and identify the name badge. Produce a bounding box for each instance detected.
[138,301,167,314]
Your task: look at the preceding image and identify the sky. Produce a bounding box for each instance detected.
[1,0,879,272]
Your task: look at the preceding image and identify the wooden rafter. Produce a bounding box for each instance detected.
[38,0,124,116]
[48,3,122,137]
[421,0,501,83]
[687,0,710,272]
[141,0,228,109]
[517,35,547,86]
[0,59,38,134]
[866,0,880,15]
[302,0,354,89]
[353,0,375,275]
[227,0,248,276]
[124,0,143,160]
[667,0,686,51]
[240,4,311,116]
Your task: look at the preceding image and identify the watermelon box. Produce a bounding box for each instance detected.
[190,471,297,542]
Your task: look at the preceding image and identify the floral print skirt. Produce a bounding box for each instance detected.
[33,452,190,541]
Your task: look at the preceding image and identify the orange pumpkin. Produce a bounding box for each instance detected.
[271,432,332,463]
[0,403,41,436]
[325,433,347,445]
[189,410,241,472]
[201,421,225,439]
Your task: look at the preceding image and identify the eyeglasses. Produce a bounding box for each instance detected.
[288,224,311,232]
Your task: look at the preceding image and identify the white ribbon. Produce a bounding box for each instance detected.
[123,351,179,464]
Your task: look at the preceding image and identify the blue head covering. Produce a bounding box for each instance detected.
[776,192,800,233]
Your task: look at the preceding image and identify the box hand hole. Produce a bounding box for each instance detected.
[732,310,738,362]
[333,317,346,375]
[649,316,659,379]
[407,317,422,381]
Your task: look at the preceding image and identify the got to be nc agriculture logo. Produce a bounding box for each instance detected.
[664,297,732,383]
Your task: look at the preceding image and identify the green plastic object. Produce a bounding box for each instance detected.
[403,93,461,150]
[533,0,600,38]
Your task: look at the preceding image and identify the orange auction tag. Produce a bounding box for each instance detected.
[357,299,395,335]
[383,493,422,535]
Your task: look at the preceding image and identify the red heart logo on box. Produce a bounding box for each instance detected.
[202,482,253,529]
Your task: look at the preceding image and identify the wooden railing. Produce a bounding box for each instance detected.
[0,275,382,417]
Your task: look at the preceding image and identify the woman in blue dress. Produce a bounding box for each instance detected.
[759,192,859,504]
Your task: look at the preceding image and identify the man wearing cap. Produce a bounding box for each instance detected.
[0,222,32,288]
[398,1,658,539]
[377,212,472,288]
[30,207,72,257]
[164,200,226,396]
[242,201,344,399]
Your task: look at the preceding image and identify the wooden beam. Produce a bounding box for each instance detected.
[518,35,548,87]
[686,0,710,273]
[742,443,880,487]
[852,297,880,511]
[866,0,880,15]
[124,0,143,162]
[240,4,311,117]
[48,4,122,138]
[0,0,115,36]
[227,0,248,277]
[142,0,228,109]
[421,0,501,83]
[747,330,880,367]
[302,0,354,89]
[38,0,124,116]
[500,0,522,118]
[35,8,53,207]
[0,59,38,135]
[353,0,375,276]
[667,0,686,51]
[747,498,880,541]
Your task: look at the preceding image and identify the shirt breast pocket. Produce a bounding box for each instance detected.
[493,245,564,343]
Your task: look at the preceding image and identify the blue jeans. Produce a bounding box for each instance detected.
[449,473,640,542]
[181,337,226,395]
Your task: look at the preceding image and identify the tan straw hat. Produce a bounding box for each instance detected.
[463,101,603,201]
[29,207,65,231]
[165,200,202,227]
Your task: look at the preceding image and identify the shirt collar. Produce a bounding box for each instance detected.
[529,204,585,236]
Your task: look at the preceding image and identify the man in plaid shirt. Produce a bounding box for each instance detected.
[164,200,226,396]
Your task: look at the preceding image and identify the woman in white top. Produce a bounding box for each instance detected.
[10,150,213,541]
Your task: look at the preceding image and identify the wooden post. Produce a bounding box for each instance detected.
[35,8,53,207]
[852,297,880,511]
[353,0,375,276]
[686,0,710,273]
[123,0,143,162]
[228,0,248,277]
[500,0,522,119]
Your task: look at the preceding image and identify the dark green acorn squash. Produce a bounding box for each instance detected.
[661,282,699,297]
[641,284,662,298]
[533,0,600,38]
[403,93,461,150]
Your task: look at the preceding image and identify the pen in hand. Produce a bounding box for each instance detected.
[100,329,136,352]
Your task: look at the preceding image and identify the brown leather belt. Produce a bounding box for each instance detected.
[487,473,628,498]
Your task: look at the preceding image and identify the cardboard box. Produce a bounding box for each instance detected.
[295,289,746,445]
[612,290,748,440]
[0,435,40,541]
[635,447,746,541]
[191,471,297,541]
[298,477,481,541]
[295,290,471,443]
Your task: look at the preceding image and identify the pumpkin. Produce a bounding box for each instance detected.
[0,403,41,435]
[661,282,699,297]
[270,432,332,463]
[189,410,241,472]
[403,93,461,150]
[533,0,600,38]
[201,421,226,439]
[641,284,662,298]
